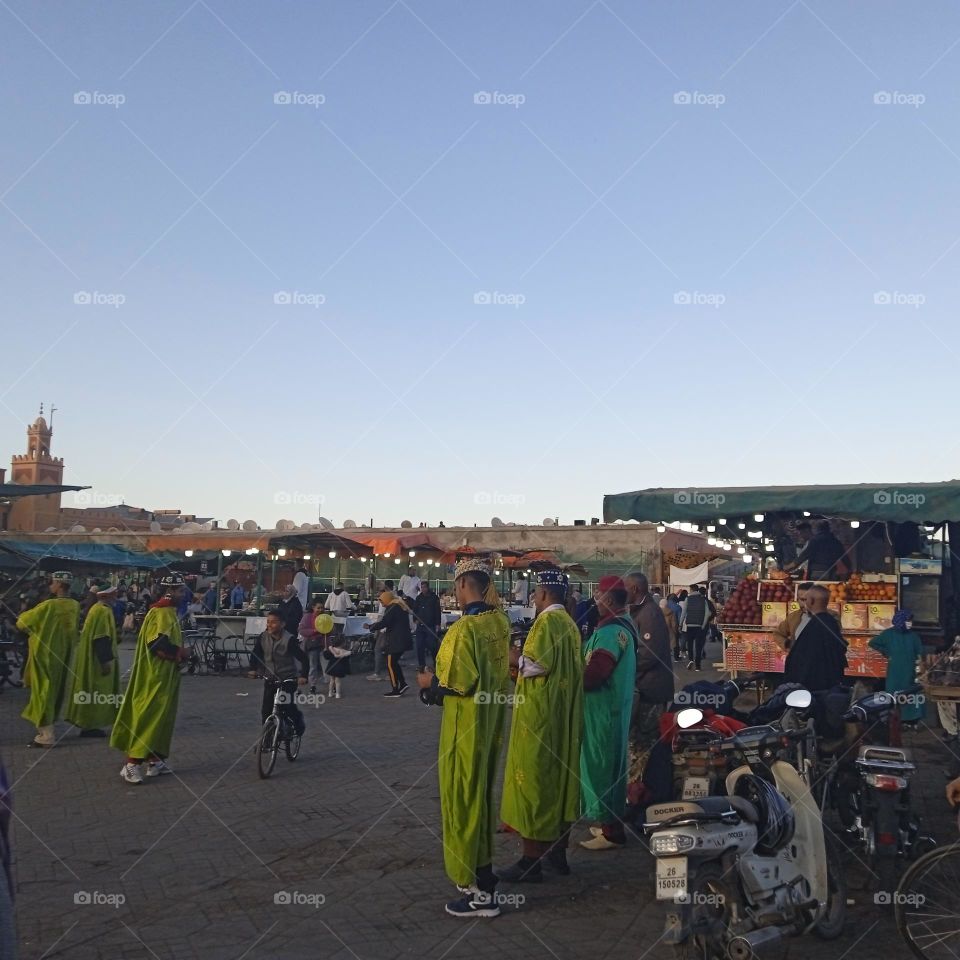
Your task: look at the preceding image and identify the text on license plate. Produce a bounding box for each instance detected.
[682,777,710,800]
[656,857,688,900]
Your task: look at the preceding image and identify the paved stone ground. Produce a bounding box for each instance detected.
[3,639,956,960]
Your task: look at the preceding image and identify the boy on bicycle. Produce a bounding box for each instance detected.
[249,611,307,736]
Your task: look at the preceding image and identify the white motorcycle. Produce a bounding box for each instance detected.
[644,691,846,959]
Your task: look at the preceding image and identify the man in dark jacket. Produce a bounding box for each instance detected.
[788,520,849,581]
[249,611,307,735]
[625,573,674,801]
[366,592,413,697]
[681,585,710,671]
[276,585,303,639]
[784,585,848,690]
[412,581,442,671]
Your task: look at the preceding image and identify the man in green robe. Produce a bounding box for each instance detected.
[499,568,583,882]
[16,571,80,748]
[579,575,637,850]
[111,573,192,784]
[417,558,510,919]
[65,585,121,737]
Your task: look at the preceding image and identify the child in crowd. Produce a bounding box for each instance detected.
[323,636,352,699]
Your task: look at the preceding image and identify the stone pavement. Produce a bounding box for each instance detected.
[3,640,956,960]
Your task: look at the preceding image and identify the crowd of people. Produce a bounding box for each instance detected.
[8,555,960,924]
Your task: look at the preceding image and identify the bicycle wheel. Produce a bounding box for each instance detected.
[895,841,960,960]
[285,729,301,762]
[257,716,280,779]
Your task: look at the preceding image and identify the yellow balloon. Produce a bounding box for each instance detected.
[315,613,334,634]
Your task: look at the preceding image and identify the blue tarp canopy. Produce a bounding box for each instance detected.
[0,540,169,569]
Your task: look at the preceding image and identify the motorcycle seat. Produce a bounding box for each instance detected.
[689,796,759,823]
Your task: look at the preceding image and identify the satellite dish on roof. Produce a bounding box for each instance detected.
[92,527,102,533]
[242,520,257,532]
[71,524,86,533]
[542,518,554,526]
[299,522,312,530]
[318,517,335,530]
[400,520,412,529]
[149,521,162,533]
[202,521,214,530]
[44,526,56,532]
[343,519,357,528]
[277,519,296,531]
[491,517,504,527]
[226,519,239,530]
[182,522,201,532]
[108,527,119,533]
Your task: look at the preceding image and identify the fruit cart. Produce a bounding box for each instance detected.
[719,576,890,679]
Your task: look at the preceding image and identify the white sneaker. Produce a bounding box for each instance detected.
[120,762,144,785]
[335,692,342,700]
[366,674,383,681]
[145,760,173,777]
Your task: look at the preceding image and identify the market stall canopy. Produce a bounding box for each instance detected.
[0,482,89,499]
[348,533,445,557]
[0,539,169,568]
[141,529,374,558]
[604,481,960,524]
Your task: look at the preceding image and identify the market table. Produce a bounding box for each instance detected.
[506,605,535,623]
[195,614,267,639]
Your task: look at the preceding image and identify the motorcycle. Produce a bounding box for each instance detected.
[644,692,846,960]
[804,682,934,892]
[665,677,806,803]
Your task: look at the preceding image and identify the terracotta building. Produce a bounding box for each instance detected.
[5,414,65,532]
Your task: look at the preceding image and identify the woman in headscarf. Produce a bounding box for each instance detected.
[365,591,413,697]
[869,608,925,723]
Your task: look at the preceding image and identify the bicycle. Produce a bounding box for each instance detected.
[894,837,959,959]
[256,677,303,779]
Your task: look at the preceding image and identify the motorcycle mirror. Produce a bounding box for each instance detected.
[785,689,812,710]
[677,708,704,729]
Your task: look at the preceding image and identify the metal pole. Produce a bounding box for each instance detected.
[255,551,263,610]
[215,551,223,614]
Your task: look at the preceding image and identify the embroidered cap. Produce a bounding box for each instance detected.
[159,572,186,588]
[536,568,569,591]
[51,571,73,583]
[454,557,492,580]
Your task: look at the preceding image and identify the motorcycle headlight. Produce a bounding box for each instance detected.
[651,833,695,854]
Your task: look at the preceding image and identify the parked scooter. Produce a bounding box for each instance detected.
[645,693,846,959]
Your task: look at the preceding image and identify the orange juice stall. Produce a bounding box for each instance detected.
[719,574,895,678]
[603,480,960,678]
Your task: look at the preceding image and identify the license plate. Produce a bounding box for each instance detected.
[656,857,688,900]
[682,777,710,800]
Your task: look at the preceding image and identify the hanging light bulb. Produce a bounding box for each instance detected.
[765,544,775,552]
[850,521,860,529]
[707,537,717,546]
[277,548,287,557]
[303,554,311,560]
[360,557,367,563]
[718,518,726,525]
[656,524,666,533]
[706,525,716,533]
[737,522,746,530]
[384,552,391,558]
[184,550,193,558]
[743,554,754,564]
[408,550,416,557]
[754,514,765,523]
[737,546,746,554]
[394,558,401,565]
[426,558,433,565]
[221,549,232,557]
[328,551,337,559]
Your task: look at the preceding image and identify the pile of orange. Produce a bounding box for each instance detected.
[826,583,847,604]
[845,573,897,602]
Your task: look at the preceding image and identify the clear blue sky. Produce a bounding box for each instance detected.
[2,1,959,528]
